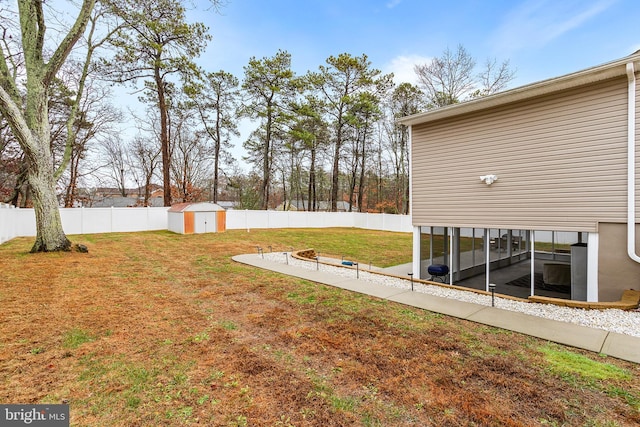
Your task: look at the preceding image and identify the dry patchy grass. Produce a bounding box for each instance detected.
[1,229,639,426]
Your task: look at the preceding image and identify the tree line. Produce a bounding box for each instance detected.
[0,0,514,251]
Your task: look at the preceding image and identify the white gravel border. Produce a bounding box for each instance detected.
[261,253,640,338]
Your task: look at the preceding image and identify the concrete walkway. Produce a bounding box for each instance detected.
[233,253,640,364]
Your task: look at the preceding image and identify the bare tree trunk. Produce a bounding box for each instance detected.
[144,177,152,206]
[330,134,341,212]
[357,132,367,213]
[155,68,171,207]
[8,160,29,207]
[288,149,294,210]
[347,147,357,213]
[280,169,287,210]
[213,107,222,203]
[0,70,70,251]
[261,111,272,210]
[308,144,317,211]
[25,83,71,252]
[377,147,383,211]
[28,152,70,252]
[0,0,95,251]
[295,165,304,211]
[63,151,80,207]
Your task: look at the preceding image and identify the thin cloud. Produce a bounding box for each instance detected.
[383,54,432,85]
[386,0,402,8]
[491,0,616,54]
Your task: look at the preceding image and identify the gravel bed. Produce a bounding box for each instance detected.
[261,253,640,338]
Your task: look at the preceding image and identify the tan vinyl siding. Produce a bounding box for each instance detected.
[597,223,640,301]
[411,76,639,231]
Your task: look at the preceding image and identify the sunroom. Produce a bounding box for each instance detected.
[400,51,640,302]
[416,226,593,300]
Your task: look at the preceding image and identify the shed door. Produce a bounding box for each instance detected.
[184,211,195,234]
[195,212,217,233]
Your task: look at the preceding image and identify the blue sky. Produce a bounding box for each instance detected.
[195,0,639,87]
[186,0,639,165]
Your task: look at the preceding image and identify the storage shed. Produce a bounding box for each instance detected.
[168,202,226,234]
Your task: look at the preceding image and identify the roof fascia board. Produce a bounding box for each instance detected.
[398,52,640,126]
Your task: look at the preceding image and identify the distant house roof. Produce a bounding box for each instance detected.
[398,50,640,127]
[168,202,225,213]
[91,196,164,208]
[216,201,237,210]
[91,197,138,207]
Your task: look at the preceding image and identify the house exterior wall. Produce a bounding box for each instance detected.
[597,222,640,301]
[411,76,640,232]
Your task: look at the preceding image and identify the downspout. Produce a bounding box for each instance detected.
[409,125,423,280]
[627,61,640,263]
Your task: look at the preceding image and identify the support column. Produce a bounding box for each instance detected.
[484,228,490,292]
[429,227,434,267]
[587,232,599,302]
[448,228,453,285]
[453,227,460,282]
[530,230,536,297]
[413,226,421,280]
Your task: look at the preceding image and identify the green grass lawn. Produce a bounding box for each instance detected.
[1,229,639,426]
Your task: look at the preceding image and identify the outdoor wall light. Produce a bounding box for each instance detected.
[480,174,498,185]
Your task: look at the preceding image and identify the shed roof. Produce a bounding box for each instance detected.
[398,50,640,127]
[168,202,225,213]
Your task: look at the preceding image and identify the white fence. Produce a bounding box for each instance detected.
[0,204,413,244]
[227,210,412,233]
[0,203,19,244]
[0,205,170,244]
[0,204,578,245]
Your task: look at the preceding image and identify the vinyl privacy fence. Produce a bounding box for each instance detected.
[0,204,413,245]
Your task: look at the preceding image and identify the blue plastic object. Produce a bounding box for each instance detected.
[427,264,449,282]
